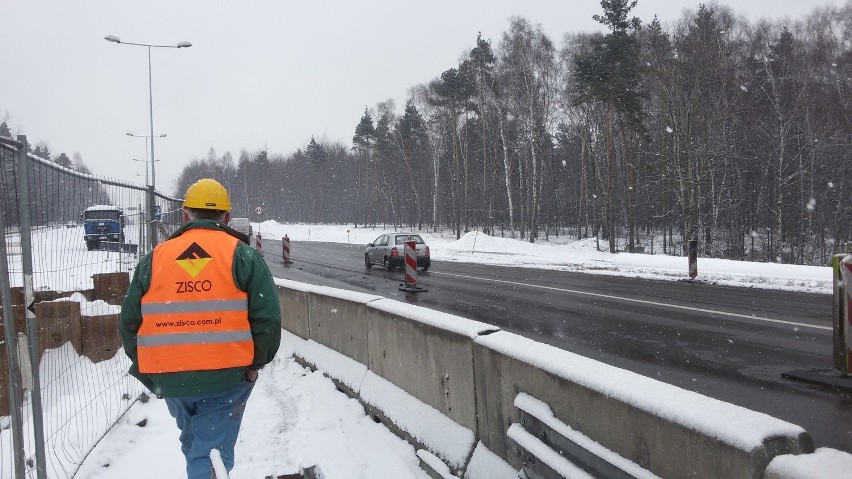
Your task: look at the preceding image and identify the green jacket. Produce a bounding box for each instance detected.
[119,219,281,397]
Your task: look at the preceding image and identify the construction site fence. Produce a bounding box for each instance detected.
[0,135,180,479]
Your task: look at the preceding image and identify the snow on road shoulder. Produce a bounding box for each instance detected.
[77,347,431,479]
[253,222,833,294]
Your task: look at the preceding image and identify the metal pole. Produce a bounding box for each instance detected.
[148,185,157,251]
[147,45,158,250]
[15,136,47,479]
[0,153,25,479]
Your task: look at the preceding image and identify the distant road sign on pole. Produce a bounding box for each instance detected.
[255,206,263,216]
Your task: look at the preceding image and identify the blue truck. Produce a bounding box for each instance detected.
[81,205,125,250]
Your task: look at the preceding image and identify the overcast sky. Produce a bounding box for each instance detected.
[0,0,844,195]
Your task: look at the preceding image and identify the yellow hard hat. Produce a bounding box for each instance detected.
[183,178,231,210]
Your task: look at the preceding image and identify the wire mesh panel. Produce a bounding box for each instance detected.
[0,140,180,478]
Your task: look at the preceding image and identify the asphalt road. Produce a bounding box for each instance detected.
[261,238,852,453]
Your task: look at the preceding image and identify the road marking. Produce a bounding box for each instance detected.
[432,271,831,332]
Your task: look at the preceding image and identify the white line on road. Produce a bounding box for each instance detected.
[431,271,831,332]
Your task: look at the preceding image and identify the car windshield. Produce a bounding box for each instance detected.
[394,235,424,245]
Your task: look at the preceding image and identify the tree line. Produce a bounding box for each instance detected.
[179,1,850,266]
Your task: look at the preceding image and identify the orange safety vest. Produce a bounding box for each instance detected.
[138,229,253,373]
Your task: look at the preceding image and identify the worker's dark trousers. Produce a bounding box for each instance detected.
[165,380,254,479]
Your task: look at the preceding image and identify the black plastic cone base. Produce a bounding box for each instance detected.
[399,283,428,293]
[782,368,852,393]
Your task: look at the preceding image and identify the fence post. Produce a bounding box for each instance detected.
[688,239,698,279]
[1,145,25,479]
[836,254,852,377]
[16,135,48,479]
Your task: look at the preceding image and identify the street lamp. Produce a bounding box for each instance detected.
[105,34,190,249]
[127,133,165,185]
[131,157,160,186]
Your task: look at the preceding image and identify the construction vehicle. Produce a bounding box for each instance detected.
[81,205,125,250]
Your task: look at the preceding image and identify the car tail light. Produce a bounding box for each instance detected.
[424,246,430,256]
[391,247,399,257]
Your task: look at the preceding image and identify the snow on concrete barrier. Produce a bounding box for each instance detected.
[764,447,852,479]
[272,279,838,478]
[473,330,812,478]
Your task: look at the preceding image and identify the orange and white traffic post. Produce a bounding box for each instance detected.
[399,240,427,293]
[282,234,293,265]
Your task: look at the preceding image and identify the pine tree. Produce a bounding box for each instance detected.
[573,0,645,252]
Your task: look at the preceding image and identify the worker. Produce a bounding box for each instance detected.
[120,178,281,479]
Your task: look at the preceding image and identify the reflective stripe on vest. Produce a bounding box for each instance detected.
[141,298,248,315]
[137,330,252,347]
[138,229,253,374]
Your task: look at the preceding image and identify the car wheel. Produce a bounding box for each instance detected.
[365,254,372,269]
[383,257,394,272]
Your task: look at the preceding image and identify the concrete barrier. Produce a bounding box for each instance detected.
[271,280,851,478]
[275,279,310,339]
[473,331,812,478]
[366,299,497,435]
[308,287,382,365]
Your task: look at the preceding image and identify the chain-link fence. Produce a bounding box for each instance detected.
[0,136,182,478]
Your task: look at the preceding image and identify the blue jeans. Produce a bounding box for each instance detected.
[165,381,254,479]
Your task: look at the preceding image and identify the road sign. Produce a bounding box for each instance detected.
[255,206,263,216]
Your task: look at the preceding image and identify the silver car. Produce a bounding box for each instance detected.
[365,233,431,271]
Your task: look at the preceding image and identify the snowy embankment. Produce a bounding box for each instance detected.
[253,222,833,294]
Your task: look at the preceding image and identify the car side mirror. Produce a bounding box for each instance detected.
[368,243,373,247]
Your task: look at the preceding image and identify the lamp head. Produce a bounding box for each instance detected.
[177,41,192,48]
[104,35,121,44]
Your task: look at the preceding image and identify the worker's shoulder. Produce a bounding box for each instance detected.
[233,240,265,263]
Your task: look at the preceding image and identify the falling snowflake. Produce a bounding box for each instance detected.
[665,126,674,133]
[750,230,758,238]
[561,160,567,167]
[740,85,748,92]
[828,181,834,188]
[806,198,816,211]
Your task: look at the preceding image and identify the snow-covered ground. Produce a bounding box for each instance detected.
[2,222,841,478]
[75,346,432,479]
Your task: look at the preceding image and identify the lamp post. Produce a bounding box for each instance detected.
[105,34,190,249]
[127,133,165,185]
